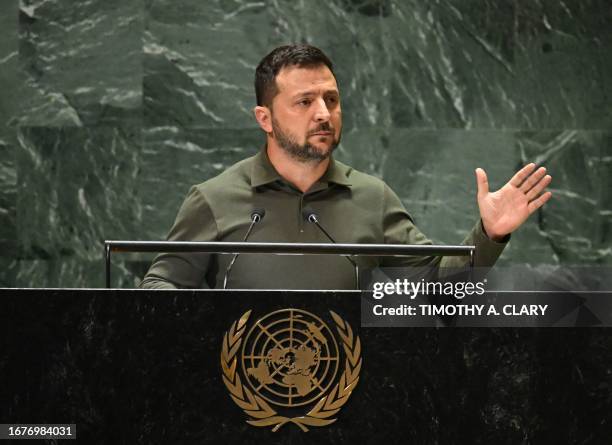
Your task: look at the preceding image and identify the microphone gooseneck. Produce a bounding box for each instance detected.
[301,207,359,289]
[222,208,265,289]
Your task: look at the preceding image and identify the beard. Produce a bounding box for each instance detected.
[271,117,341,163]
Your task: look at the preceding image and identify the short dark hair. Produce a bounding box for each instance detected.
[255,44,335,107]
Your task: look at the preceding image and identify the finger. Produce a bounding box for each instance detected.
[528,191,552,214]
[475,168,489,199]
[526,175,552,201]
[520,166,547,193]
[509,163,537,187]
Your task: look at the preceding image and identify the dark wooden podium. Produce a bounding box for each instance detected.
[1,288,611,444]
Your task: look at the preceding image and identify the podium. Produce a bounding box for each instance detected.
[2,288,611,444]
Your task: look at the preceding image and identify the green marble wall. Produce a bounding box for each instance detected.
[0,0,610,288]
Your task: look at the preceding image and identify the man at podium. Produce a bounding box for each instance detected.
[140,44,552,290]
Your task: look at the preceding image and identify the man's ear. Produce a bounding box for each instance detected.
[253,106,273,133]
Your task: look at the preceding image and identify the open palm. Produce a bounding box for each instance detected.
[476,164,552,241]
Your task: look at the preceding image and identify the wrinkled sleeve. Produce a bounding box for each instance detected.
[139,186,218,289]
[380,183,508,268]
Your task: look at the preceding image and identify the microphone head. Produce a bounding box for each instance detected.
[251,208,265,222]
[301,207,318,223]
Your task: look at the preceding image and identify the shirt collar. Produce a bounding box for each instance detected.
[250,146,353,189]
[251,147,282,188]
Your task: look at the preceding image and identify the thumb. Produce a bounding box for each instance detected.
[475,168,489,199]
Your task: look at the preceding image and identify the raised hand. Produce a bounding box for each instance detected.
[475,163,552,241]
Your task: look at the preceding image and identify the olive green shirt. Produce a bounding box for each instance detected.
[140,148,507,290]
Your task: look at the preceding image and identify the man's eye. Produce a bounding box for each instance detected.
[326,97,338,105]
[298,99,311,106]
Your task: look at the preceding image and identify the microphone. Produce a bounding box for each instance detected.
[222,208,265,289]
[301,207,359,289]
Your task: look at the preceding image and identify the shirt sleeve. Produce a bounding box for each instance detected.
[380,183,508,268]
[139,186,218,289]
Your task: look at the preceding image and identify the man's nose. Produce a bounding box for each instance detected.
[313,98,331,122]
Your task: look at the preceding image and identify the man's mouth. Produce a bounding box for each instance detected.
[309,123,334,137]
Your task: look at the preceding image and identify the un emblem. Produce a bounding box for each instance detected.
[220,309,362,432]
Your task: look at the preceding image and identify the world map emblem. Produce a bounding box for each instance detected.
[220,308,362,431]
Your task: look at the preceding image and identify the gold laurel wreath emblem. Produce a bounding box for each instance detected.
[220,309,362,432]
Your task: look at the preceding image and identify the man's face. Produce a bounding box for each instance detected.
[268,65,342,162]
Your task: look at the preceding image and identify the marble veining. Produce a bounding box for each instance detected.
[0,0,609,288]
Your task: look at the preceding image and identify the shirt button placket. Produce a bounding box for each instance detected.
[298,194,305,233]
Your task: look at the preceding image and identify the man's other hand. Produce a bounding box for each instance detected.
[475,163,552,241]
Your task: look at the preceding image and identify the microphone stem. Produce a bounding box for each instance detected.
[223,217,258,290]
[242,218,258,241]
[312,219,359,289]
[312,220,336,244]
